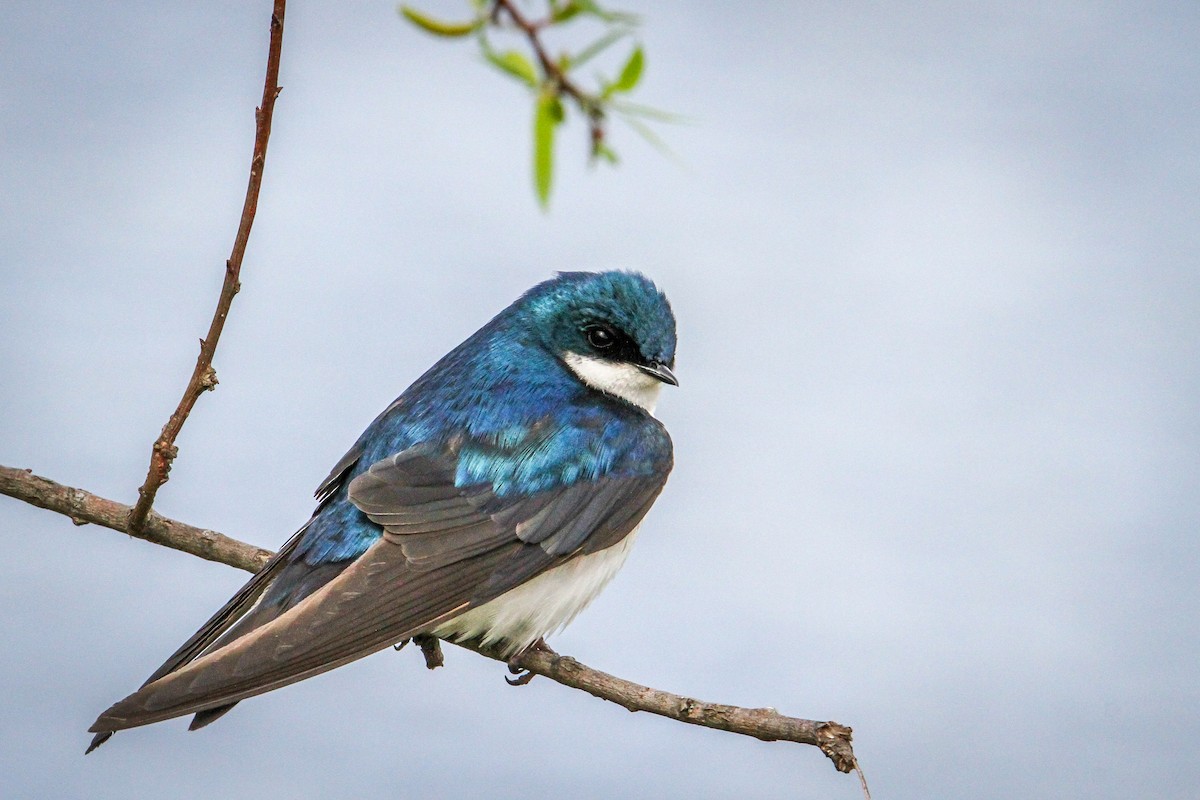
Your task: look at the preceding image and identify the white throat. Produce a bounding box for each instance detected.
[563,352,662,414]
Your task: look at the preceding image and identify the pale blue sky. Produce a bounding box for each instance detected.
[2,3,1197,798]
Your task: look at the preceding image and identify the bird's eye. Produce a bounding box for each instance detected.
[585,325,615,349]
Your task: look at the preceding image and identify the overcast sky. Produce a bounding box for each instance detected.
[2,2,1197,798]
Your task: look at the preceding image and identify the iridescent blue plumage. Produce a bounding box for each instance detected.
[286,270,675,571]
[88,270,677,746]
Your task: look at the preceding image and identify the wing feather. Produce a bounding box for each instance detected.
[140,523,310,685]
[92,538,532,728]
[91,424,670,734]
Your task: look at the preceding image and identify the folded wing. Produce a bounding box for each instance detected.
[90,435,669,734]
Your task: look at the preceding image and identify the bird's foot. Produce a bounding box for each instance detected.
[505,667,536,686]
[413,634,444,670]
[393,639,410,651]
[505,638,554,686]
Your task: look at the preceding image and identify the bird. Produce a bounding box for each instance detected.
[87,270,678,752]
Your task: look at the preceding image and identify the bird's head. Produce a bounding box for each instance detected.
[519,271,677,413]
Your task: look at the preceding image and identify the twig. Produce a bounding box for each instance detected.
[126,0,287,535]
[473,639,860,772]
[492,0,605,143]
[0,464,860,775]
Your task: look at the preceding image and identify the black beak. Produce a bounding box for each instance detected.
[637,362,679,386]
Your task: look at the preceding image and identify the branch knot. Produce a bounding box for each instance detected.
[199,366,219,391]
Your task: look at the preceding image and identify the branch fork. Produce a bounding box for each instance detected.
[0,1,867,792]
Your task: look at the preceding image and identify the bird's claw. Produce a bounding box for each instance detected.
[505,671,536,686]
[504,638,553,686]
[505,660,536,686]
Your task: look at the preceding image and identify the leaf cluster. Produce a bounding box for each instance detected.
[401,0,673,208]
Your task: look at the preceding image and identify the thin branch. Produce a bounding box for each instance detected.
[492,0,606,144]
[1,466,271,573]
[479,641,861,773]
[7,2,865,790]
[0,464,860,775]
[127,0,287,534]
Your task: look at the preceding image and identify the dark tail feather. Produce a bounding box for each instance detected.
[188,702,238,731]
[86,700,237,752]
[85,730,113,754]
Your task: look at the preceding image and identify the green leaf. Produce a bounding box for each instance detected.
[534,92,564,208]
[602,45,643,98]
[570,28,630,70]
[571,0,638,24]
[592,142,619,165]
[551,1,584,23]
[621,114,677,161]
[398,5,481,37]
[609,98,689,124]
[484,49,539,88]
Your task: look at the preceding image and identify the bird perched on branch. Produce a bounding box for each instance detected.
[88,270,678,751]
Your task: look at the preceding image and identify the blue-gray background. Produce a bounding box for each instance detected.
[2,3,1196,798]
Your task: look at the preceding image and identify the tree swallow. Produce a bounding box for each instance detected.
[88,270,678,751]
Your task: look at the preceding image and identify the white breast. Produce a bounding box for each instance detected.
[434,527,641,657]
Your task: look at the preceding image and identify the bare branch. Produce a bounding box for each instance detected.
[5,2,866,790]
[2,466,272,573]
[0,464,860,775]
[127,0,288,534]
[472,639,861,773]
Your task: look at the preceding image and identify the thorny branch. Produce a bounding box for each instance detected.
[0,464,864,780]
[126,0,287,535]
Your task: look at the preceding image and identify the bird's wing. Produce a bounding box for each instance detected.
[90,432,670,733]
[131,437,365,688]
[138,523,311,685]
[314,438,363,507]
